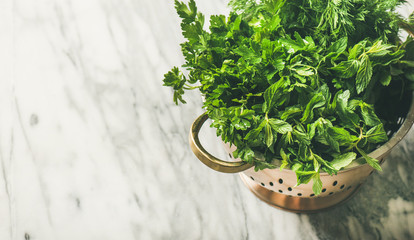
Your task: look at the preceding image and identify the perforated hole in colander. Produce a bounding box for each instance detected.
[340,185,345,189]
[333,181,338,186]
[278,178,283,184]
[288,187,292,191]
[269,182,274,186]
[297,193,302,196]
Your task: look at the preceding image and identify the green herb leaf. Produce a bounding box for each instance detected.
[367,40,393,57]
[175,0,197,24]
[360,102,381,126]
[336,90,360,128]
[292,129,311,146]
[244,119,266,140]
[331,60,359,78]
[268,118,293,134]
[313,153,336,172]
[327,127,358,145]
[366,124,388,144]
[163,67,187,104]
[349,41,366,60]
[265,122,274,147]
[331,152,357,170]
[356,55,373,94]
[357,147,382,171]
[300,92,325,123]
[280,106,302,120]
[295,171,315,186]
[279,148,290,170]
[315,118,340,152]
[294,66,314,76]
[312,173,323,196]
[328,37,348,55]
[263,78,287,113]
[234,45,262,64]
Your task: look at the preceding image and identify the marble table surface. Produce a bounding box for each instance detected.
[1,0,414,239]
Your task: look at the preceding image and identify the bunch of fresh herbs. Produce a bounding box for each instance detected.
[164,0,414,195]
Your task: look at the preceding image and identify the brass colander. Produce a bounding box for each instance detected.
[189,94,414,213]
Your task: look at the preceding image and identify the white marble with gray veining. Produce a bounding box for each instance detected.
[1,0,414,239]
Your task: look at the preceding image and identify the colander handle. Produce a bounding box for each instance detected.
[189,113,254,173]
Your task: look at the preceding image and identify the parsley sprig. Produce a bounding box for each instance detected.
[164,0,414,195]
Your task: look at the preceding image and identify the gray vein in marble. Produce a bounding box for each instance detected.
[0,136,13,240]
[0,140,11,204]
[14,97,55,231]
[62,87,87,123]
